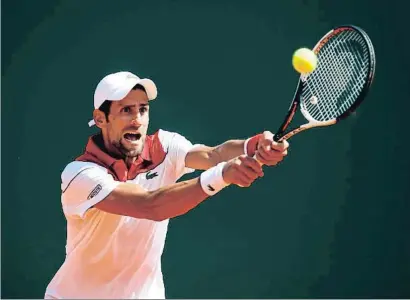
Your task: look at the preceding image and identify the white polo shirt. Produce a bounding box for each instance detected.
[45,129,197,299]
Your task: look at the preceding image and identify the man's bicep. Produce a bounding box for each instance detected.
[93,182,148,217]
[185,145,218,170]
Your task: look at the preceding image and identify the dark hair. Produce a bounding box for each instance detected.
[98,84,147,120]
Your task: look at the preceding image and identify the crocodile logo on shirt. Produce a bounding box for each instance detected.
[146,171,159,180]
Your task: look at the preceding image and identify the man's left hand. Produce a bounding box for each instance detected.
[255,131,289,166]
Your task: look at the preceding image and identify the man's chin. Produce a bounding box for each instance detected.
[123,149,142,158]
[120,141,144,157]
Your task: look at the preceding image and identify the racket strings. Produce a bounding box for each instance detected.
[308,33,367,118]
[309,32,367,116]
[301,30,370,122]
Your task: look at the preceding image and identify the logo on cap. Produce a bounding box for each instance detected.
[126,74,138,79]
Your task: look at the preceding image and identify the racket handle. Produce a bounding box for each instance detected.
[254,133,286,165]
[273,133,282,142]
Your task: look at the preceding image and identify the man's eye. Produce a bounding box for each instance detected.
[139,107,148,113]
[122,107,131,113]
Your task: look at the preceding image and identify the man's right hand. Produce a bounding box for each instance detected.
[222,155,264,187]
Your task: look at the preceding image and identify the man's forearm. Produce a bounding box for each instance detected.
[185,135,261,170]
[211,134,261,163]
[211,139,246,164]
[185,140,245,170]
[144,178,209,221]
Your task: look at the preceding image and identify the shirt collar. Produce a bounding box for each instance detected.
[83,133,154,181]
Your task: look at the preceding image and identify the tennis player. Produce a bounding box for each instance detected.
[44,71,289,299]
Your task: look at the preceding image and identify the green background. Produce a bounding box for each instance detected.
[2,0,409,298]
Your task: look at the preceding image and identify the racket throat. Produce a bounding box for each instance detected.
[278,120,336,141]
[278,124,311,141]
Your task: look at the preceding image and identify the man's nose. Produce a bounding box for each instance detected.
[130,113,143,125]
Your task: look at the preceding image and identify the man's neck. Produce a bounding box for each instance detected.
[94,134,139,168]
[124,156,138,168]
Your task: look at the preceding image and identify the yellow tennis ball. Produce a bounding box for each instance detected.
[292,48,318,74]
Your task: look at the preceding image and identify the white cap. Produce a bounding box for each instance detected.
[88,71,158,127]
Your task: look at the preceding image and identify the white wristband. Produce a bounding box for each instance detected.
[243,137,251,156]
[200,162,229,196]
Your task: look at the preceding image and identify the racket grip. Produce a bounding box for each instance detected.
[273,134,282,142]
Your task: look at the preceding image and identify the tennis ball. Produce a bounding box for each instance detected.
[292,48,318,74]
[310,96,318,105]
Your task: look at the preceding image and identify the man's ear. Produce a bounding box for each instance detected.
[93,109,107,129]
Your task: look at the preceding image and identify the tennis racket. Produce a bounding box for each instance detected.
[273,24,376,143]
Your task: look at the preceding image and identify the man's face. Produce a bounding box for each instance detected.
[97,89,150,158]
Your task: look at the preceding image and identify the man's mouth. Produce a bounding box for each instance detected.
[123,131,142,142]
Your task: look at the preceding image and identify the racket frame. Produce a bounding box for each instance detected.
[273,24,376,142]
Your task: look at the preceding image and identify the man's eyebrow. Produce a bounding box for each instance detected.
[119,103,149,107]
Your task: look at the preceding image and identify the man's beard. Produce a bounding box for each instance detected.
[113,137,145,158]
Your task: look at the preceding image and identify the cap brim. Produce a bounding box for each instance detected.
[88,77,158,127]
[138,78,158,101]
